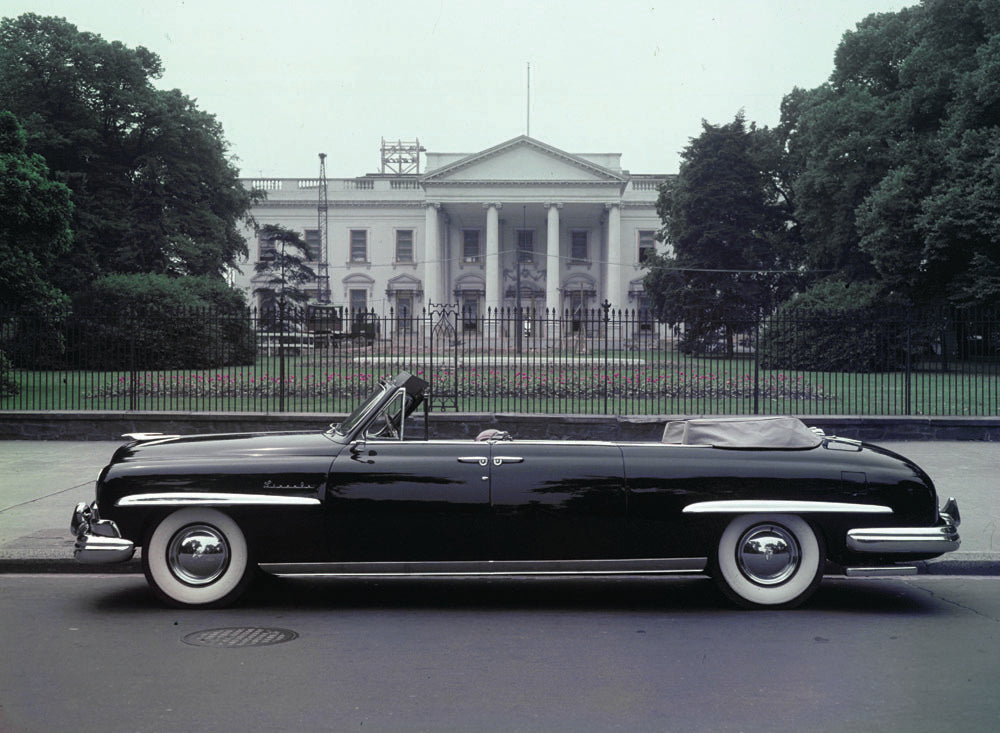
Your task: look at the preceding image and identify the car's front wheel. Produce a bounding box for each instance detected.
[711,514,824,609]
[142,508,254,608]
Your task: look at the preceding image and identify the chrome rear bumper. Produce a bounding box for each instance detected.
[71,502,135,564]
[846,497,961,555]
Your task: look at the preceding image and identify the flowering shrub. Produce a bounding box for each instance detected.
[86,367,828,404]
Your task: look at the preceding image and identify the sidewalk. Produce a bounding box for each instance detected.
[0,439,997,574]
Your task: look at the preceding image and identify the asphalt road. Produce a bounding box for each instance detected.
[0,573,997,733]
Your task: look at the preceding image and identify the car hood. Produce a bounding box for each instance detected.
[109,431,340,466]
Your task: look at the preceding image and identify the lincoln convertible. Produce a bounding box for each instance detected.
[71,371,961,609]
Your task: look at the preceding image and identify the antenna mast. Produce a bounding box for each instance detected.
[317,153,330,303]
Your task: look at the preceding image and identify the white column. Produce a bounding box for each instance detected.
[545,203,561,314]
[424,203,440,307]
[485,202,501,314]
[545,203,561,340]
[605,202,622,309]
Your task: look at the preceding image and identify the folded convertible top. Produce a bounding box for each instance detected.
[661,416,823,449]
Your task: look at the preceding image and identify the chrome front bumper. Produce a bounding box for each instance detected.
[846,497,961,555]
[71,502,135,564]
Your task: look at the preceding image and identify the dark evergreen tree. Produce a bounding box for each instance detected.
[643,113,800,354]
[253,225,317,330]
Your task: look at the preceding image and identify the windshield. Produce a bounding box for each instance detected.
[331,381,391,437]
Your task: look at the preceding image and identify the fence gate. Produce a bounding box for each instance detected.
[427,303,461,411]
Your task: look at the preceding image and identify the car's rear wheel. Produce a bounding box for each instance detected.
[711,514,824,609]
[142,508,254,608]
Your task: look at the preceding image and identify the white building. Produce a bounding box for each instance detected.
[234,135,671,335]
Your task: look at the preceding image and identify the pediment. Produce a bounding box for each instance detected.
[422,136,626,185]
[387,273,422,291]
[342,273,375,286]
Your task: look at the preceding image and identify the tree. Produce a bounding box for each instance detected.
[253,225,317,329]
[784,0,1000,306]
[0,110,73,312]
[0,13,258,297]
[643,113,800,353]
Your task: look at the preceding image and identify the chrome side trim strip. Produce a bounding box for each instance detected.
[846,525,961,554]
[260,557,708,577]
[682,500,893,515]
[843,566,917,577]
[116,493,321,508]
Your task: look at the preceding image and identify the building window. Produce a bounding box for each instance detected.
[349,288,367,315]
[463,230,481,263]
[259,233,276,262]
[638,230,656,264]
[569,291,588,333]
[570,231,588,262]
[396,293,413,331]
[303,229,321,261]
[350,230,367,263]
[461,293,480,331]
[637,293,653,331]
[517,229,534,264]
[395,230,413,263]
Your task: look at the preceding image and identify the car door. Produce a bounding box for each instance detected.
[488,441,627,560]
[325,439,491,561]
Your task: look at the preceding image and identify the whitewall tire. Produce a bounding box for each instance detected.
[711,514,824,609]
[142,508,254,608]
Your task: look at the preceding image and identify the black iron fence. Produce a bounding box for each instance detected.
[1,304,998,416]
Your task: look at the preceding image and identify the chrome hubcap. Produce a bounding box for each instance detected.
[736,524,800,586]
[167,524,229,585]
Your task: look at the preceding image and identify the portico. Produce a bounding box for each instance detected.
[420,136,642,320]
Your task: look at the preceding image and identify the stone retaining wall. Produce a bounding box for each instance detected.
[1,411,998,441]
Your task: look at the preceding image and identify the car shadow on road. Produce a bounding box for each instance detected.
[100,575,935,614]
[92,572,943,615]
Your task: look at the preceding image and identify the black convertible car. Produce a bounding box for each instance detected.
[72,371,960,609]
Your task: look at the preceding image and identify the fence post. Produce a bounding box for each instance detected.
[905,310,912,416]
[278,301,286,412]
[128,306,138,411]
[753,311,761,415]
[602,300,611,415]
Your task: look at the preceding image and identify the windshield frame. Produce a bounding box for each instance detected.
[329,380,392,440]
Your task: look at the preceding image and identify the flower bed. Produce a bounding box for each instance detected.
[85,367,829,404]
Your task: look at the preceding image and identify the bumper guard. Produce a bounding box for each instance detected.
[71,502,135,564]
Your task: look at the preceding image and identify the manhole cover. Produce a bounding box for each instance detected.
[182,627,298,648]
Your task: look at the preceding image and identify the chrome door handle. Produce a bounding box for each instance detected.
[492,456,524,465]
[458,456,489,466]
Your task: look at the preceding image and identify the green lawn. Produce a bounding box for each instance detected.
[2,352,998,416]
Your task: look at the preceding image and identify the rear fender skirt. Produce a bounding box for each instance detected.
[682,500,893,515]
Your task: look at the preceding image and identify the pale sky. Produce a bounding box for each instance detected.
[4,0,915,178]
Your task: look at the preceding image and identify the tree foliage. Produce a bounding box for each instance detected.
[0,13,257,298]
[785,0,1000,306]
[0,110,73,312]
[643,113,800,353]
